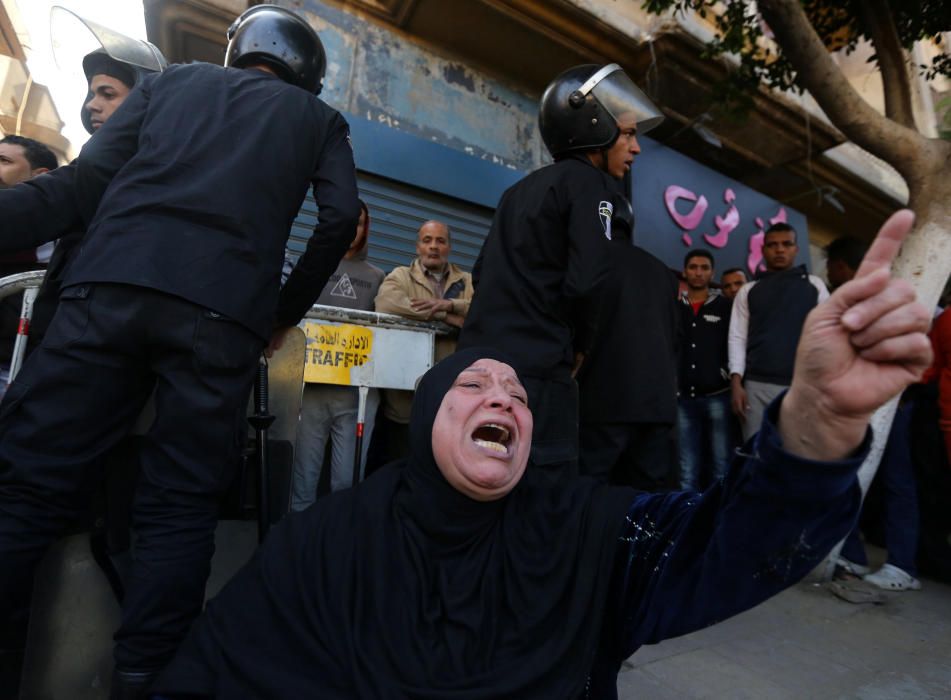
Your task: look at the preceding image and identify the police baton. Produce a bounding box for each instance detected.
[248,356,275,542]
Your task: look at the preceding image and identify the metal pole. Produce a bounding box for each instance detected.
[248,357,275,542]
[351,385,369,488]
[8,286,38,385]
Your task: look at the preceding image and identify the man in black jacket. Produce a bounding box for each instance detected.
[677,249,733,490]
[459,63,663,482]
[0,6,358,695]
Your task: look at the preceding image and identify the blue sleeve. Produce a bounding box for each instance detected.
[608,394,866,658]
[0,163,81,251]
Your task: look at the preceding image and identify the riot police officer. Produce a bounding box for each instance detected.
[0,17,167,697]
[458,63,664,482]
[33,13,168,352]
[0,6,358,697]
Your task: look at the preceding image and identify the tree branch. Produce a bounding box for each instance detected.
[860,0,916,129]
[756,0,924,178]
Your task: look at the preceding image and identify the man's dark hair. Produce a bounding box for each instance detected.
[721,267,747,280]
[0,135,57,172]
[764,222,797,242]
[357,198,368,217]
[824,236,867,271]
[683,249,714,269]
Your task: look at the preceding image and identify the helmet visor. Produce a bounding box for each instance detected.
[51,6,166,77]
[588,65,664,135]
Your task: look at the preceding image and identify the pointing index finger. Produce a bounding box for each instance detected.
[853,209,915,280]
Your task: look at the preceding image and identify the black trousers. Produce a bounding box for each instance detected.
[523,375,579,483]
[0,284,260,672]
[579,422,676,491]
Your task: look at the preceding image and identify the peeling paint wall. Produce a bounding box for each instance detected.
[283,0,542,171]
[563,0,658,40]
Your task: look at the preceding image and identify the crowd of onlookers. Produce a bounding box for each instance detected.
[278,203,951,593]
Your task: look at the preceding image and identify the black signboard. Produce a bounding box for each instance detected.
[630,136,809,275]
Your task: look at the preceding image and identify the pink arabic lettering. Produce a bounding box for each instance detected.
[704,188,739,248]
[746,208,788,275]
[664,185,708,246]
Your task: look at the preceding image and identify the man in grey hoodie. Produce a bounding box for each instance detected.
[291,199,385,507]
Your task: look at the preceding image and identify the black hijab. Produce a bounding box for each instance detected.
[154,348,635,698]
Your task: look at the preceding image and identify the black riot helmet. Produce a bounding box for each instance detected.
[225,5,327,95]
[50,7,168,134]
[538,63,664,159]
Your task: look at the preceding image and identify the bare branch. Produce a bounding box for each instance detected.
[756,0,925,178]
[861,0,916,129]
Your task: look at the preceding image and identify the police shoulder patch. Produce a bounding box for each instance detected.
[598,200,614,240]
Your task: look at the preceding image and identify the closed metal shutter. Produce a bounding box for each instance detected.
[287,172,495,273]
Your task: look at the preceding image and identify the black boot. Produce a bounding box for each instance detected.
[110,668,157,700]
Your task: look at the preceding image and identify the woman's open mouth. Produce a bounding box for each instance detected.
[471,423,512,455]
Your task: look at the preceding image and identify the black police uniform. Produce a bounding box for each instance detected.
[576,242,680,490]
[458,155,619,480]
[0,62,359,672]
[0,161,86,352]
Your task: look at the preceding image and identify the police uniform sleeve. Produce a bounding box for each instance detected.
[668,268,682,360]
[562,174,613,304]
[275,111,359,328]
[0,163,81,252]
[74,75,154,224]
[562,171,615,351]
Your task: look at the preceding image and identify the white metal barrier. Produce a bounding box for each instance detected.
[0,270,45,387]
[300,304,448,485]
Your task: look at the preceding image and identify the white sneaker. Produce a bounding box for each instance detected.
[835,556,870,577]
[864,563,922,591]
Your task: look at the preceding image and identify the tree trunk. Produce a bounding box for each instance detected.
[811,179,951,581]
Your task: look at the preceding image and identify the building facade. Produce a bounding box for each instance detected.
[144,0,947,280]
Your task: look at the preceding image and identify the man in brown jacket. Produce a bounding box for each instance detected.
[372,220,473,464]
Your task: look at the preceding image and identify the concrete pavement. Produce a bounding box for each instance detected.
[618,546,951,699]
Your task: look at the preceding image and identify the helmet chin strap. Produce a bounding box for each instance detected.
[595,128,619,175]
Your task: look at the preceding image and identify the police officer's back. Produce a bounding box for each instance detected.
[0,7,358,697]
[72,62,356,338]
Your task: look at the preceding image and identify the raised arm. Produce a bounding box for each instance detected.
[780,210,931,460]
[603,210,932,656]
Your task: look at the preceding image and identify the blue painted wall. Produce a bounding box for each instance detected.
[285,0,545,172]
[345,111,524,208]
[283,0,807,275]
